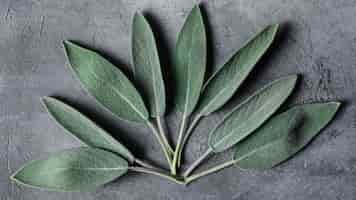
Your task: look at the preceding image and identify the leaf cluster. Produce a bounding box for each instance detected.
[11,5,340,191]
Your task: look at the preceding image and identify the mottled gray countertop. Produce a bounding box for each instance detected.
[1,0,356,199]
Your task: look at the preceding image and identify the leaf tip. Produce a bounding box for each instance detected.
[62,40,84,56]
[284,74,298,87]
[62,40,74,51]
[270,24,279,35]
[132,12,148,31]
[329,101,342,114]
[62,40,75,60]
[62,39,70,45]
[41,96,51,103]
[41,96,56,108]
[41,97,65,116]
[334,101,342,108]
[188,4,202,19]
[133,11,142,23]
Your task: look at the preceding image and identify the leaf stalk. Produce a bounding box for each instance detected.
[185,159,236,184]
[184,147,264,184]
[129,166,185,185]
[183,147,212,177]
[156,117,174,155]
[147,121,173,168]
[171,114,188,174]
[176,114,202,167]
[134,158,160,170]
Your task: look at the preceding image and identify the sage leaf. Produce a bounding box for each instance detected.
[232,106,303,164]
[195,24,279,116]
[42,97,135,163]
[208,75,297,153]
[11,147,128,191]
[132,13,166,117]
[235,102,340,170]
[173,5,206,115]
[63,41,149,122]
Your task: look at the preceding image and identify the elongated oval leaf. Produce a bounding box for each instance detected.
[132,13,166,117]
[233,106,304,163]
[236,102,340,170]
[42,97,135,163]
[195,24,279,116]
[63,41,149,122]
[11,147,128,191]
[208,75,297,153]
[173,5,206,115]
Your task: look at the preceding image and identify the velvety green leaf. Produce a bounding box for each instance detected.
[42,97,135,163]
[173,5,206,115]
[195,24,279,116]
[232,106,303,163]
[236,102,340,170]
[11,147,128,191]
[63,41,149,122]
[208,75,297,153]
[132,13,166,117]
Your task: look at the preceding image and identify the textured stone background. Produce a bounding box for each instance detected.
[1,0,356,199]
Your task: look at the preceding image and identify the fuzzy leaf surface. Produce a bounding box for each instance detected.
[196,24,279,116]
[232,107,303,163]
[173,6,206,115]
[43,97,135,163]
[208,75,297,153]
[11,147,128,191]
[132,13,166,117]
[235,102,340,169]
[64,41,148,122]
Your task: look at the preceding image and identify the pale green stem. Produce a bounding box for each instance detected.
[156,117,174,155]
[185,150,258,184]
[147,121,173,168]
[134,158,159,170]
[171,114,188,175]
[183,148,213,177]
[177,114,202,167]
[185,159,236,184]
[129,166,185,185]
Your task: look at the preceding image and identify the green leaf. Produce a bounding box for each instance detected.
[195,24,279,116]
[235,102,340,170]
[11,147,128,191]
[63,41,149,122]
[132,13,166,117]
[232,106,304,164]
[208,75,297,153]
[42,97,135,163]
[173,5,207,115]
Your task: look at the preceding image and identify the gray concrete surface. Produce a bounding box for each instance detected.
[1,0,356,199]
